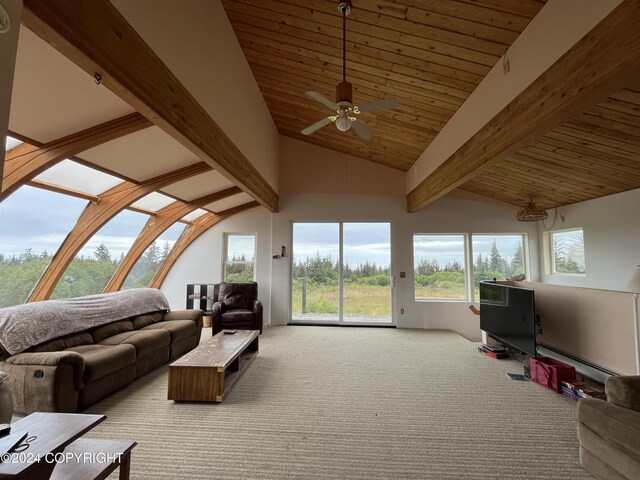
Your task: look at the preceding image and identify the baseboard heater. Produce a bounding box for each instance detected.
[537,343,620,385]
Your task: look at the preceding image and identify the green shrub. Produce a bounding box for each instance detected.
[307,299,338,314]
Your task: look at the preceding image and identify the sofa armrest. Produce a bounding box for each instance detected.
[212,302,223,335]
[578,397,640,459]
[164,309,203,322]
[252,299,263,315]
[252,300,263,333]
[5,351,85,390]
[1,351,86,413]
[606,375,640,412]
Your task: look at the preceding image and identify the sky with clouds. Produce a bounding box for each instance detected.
[1,188,522,270]
[0,186,182,260]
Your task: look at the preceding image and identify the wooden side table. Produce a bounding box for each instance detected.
[0,413,136,480]
[50,438,136,480]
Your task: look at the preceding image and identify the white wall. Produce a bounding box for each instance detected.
[157,183,640,341]
[270,190,540,341]
[160,207,273,321]
[160,126,549,341]
[538,188,640,293]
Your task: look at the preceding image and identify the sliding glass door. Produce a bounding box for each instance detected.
[291,223,340,324]
[291,222,393,326]
[343,222,392,324]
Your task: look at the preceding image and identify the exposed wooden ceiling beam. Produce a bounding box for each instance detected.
[149,202,260,289]
[407,0,640,213]
[1,112,151,201]
[104,187,242,292]
[21,0,279,213]
[28,162,210,301]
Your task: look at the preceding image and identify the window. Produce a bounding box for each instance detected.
[34,159,123,195]
[471,234,527,297]
[0,186,87,307]
[51,210,149,299]
[546,228,585,275]
[223,234,256,282]
[122,223,185,289]
[413,234,467,301]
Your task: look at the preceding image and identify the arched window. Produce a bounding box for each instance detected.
[122,222,185,289]
[51,210,149,298]
[0,186,87,307]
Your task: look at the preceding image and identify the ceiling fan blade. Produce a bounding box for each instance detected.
[351,120,372,141]
[306,91,338,111]
[301,117,334,136]
[356,97,399,114]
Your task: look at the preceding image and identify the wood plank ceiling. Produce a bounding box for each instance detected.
[222,0,547,172]
[461,88,640,209]
[224,0,640,212]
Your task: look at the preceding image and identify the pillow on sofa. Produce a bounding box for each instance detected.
[91,320,134,343]
[131,311,164,330]
[29,332,94,352]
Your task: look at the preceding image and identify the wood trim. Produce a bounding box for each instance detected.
[149,202,260,289]
[21,0,279,213]
[2,112,151,201]
[26,179,101,203]
[407,0,640,212]
[28,162,210,301]
[104,187,242,292]
[126,205,159,217]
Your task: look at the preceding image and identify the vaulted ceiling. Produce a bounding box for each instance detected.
[5,0,640,221]
[223,0,547,172]
[223,0,640,212]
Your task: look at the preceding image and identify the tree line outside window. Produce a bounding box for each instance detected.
[0,240,172,308]
[413,234,527,301]
[548,229,585,274]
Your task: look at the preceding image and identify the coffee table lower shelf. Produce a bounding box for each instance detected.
[168,330,259,402]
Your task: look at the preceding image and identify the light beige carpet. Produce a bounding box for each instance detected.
[84,326,592,479]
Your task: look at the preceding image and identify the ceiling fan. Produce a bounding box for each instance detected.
[301,0,398,141]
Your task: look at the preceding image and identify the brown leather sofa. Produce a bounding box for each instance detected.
[577,375,640,479]
[211,282,263,335]
[1,306,202,414]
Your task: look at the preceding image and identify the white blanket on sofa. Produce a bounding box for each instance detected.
[0,288,170,355]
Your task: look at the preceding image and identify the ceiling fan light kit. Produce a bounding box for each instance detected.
[301,0,398,141]
[516,199,549,222]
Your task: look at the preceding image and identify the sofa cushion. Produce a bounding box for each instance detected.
[64,344,136,383]
[98,329,170,358]
[141,320,196,342]
[222,309,255,324]
[91,320,134,343]
[131,311,164,330]
[29,332,93,353]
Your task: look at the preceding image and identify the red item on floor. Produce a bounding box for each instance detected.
[530,356,576,393]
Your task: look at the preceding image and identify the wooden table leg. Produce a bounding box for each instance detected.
[119,451,131,480]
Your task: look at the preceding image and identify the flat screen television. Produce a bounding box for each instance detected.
[479,282,537,357]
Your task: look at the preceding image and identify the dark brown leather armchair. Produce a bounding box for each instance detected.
[211,282,263,335]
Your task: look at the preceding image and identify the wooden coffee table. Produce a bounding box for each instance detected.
[168,329,259,402]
